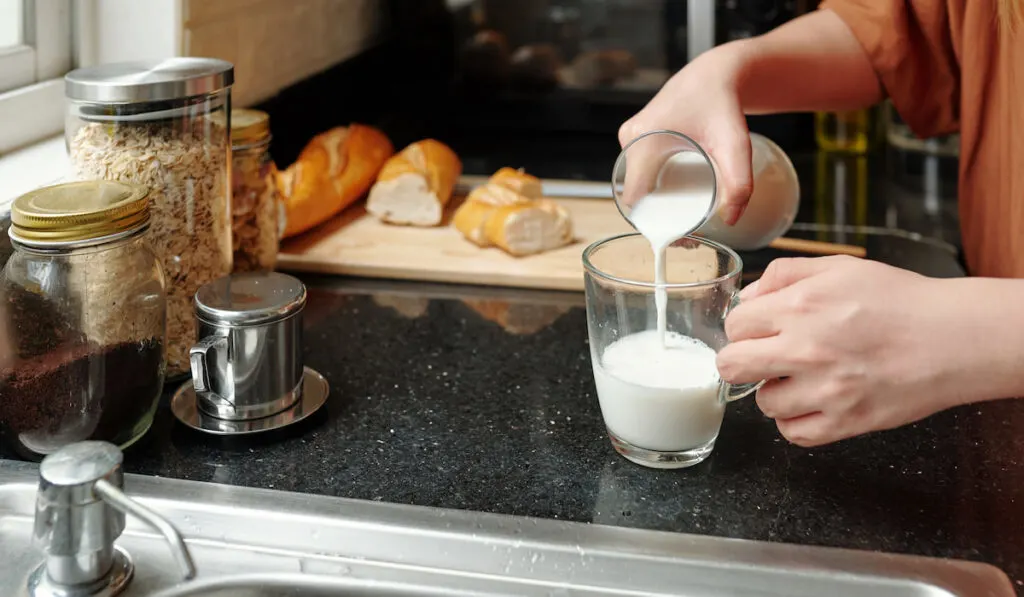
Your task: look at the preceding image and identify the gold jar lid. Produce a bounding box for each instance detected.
[230,109,271,147]
[10,180,151,245]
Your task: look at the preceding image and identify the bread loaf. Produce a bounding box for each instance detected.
[453,168,573,256]
[509,43,563,91]
[483,198,573,257]
[452,174,532,246]
[279,124,394,238]
[366,139,462,226]
[570,49,638,87]
[460,29,511,90]
[488,167,543,199]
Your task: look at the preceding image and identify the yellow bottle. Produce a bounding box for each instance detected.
[815,105,885,153]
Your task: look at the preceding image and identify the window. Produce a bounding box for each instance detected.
[0,0,72,154]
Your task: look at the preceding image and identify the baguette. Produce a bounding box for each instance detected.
[483,198,573,257]
[570,49,638,87]
[366,139,462,226]
[452,168,573,256]
[279,124,394,238]
[509,43,562,91]
[488,167,543,199]
[452,176,532,246]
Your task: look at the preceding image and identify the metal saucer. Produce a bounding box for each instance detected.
[171,367,329,436]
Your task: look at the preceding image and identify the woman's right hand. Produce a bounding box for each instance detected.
[618,46,754,225]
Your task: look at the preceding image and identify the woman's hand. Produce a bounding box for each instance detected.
[618,47,753,225]
[618,9,882,227]
[716,256,982,447]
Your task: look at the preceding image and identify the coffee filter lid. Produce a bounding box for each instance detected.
[195,272,306,326]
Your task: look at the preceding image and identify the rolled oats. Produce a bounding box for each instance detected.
[68,121,232,376]
[231,154,280,273]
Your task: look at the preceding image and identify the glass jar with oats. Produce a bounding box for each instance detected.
[64,58,234,378]
[228,108,282,272]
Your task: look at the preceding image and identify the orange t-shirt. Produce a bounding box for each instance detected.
[820,0,1024,278]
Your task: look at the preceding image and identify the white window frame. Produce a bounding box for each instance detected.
[0,0,72,155]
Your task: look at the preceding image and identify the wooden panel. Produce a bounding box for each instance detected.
[278,197,634,291]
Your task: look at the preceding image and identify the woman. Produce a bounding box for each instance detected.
[620,1,1023,447]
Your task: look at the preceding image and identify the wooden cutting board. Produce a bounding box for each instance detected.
[277,196,634,291]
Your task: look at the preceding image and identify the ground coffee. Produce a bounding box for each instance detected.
[0,339,163,457]
[3,275,81,360]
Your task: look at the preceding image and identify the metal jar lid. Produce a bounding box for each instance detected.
[9,180,151,247]
[194,272,307,327]
[229,109,271,148]
[65,58,234,103]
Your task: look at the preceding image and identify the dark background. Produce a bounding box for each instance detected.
[257,0,819,180]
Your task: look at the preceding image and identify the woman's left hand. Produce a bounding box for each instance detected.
[716,256,977,447]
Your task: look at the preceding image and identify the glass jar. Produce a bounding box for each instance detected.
[884,100,960,199]
[229,109,281,272]
[613,130,800,251]
[0,204,12,272]
[0,181,167,459]
[885,99,960,157]
[64,58,234,378]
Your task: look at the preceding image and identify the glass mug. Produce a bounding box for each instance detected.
[583,233,764,469]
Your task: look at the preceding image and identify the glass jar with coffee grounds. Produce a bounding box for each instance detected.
[0,180,167,459]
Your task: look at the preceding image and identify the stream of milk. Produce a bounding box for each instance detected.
[625,150,716,344]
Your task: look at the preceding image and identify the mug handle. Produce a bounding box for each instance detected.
[722,291,766,402]
[190,335,228,395]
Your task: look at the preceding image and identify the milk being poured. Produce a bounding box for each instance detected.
[626,150,717,344]
[593,149,723,452]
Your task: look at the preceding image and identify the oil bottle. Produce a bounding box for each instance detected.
[814,104,886,153]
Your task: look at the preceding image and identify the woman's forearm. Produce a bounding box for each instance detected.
[944,278,1024,405]
[710,9,883,115]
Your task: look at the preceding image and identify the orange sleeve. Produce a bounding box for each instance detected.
[820,0,959,138]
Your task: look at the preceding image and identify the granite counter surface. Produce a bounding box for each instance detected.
[108,273,1024,591]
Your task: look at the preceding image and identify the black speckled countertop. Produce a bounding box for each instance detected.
[4,148,1021,591]
[115,272,1023,591]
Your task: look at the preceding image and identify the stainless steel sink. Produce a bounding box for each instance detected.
[0,458,1013,597]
